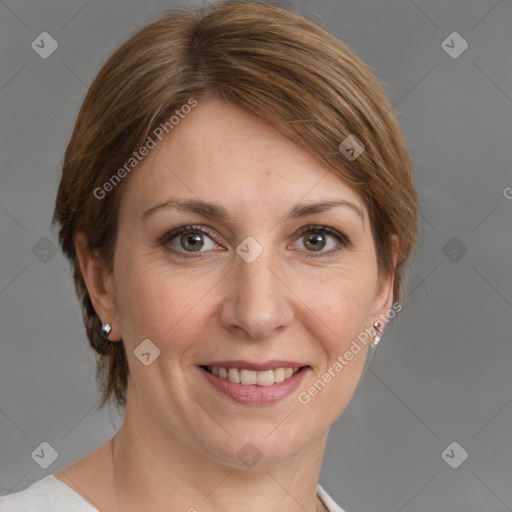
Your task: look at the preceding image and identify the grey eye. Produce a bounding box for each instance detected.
[168,230,217,253]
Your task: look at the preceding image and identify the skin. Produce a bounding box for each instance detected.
[55,98,398,512]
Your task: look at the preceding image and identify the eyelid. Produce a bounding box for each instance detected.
[159,224,222,252]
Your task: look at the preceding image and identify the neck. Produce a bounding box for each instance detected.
[109,390,329,512]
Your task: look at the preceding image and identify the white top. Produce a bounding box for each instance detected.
[0,474,346,511]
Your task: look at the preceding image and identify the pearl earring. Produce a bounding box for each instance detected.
[100,322,112,339]
[371,321,384,347]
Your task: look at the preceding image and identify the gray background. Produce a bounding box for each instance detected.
[1,0,511,511]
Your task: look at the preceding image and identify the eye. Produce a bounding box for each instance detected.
[160,225,222,258]
[291,225,350,257]
[160,224,350,259]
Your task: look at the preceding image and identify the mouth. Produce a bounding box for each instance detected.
[200,364,309,386]
[198,363,311,404]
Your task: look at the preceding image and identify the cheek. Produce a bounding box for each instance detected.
[114,255,212,355]
[299,266,377,340]
[302,277,374,413]
[113,253,168,338]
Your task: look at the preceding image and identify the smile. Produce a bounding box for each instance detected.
[198,364,310,404]
[203,366,300,386]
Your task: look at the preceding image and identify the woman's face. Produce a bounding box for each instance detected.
[96,98,396,466]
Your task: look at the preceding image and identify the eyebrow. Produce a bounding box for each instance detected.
[142,197,364,223]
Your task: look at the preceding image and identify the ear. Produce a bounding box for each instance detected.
[74,231,121,341]
[371,235,399,329]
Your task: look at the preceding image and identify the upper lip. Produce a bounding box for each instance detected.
[200,360,309,371]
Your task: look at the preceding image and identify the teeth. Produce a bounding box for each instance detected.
[240,369,257,385]
[228,368,240,383]
[273,367,285,383]
[207,366,301,385]
[256,369,274,386]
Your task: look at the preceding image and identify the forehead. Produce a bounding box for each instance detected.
[119,99,366,223]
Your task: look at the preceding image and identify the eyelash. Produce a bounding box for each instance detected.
[159,224,351,259]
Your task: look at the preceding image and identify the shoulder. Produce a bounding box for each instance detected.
[1,476,346,512]
[317,483,348,512]
[0,475,98,512]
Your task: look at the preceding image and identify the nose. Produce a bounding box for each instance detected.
[218,242,294,341]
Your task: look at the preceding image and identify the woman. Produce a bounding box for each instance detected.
[0,1,418,510]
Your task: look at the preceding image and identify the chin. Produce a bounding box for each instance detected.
[200,427,314,469]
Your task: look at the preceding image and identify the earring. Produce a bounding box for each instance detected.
[371,321,384,347]
[100,322,112,339]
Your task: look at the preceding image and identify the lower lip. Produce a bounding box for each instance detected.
[198,366,309,404]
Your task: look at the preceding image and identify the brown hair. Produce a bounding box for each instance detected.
[52,0,419,411]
